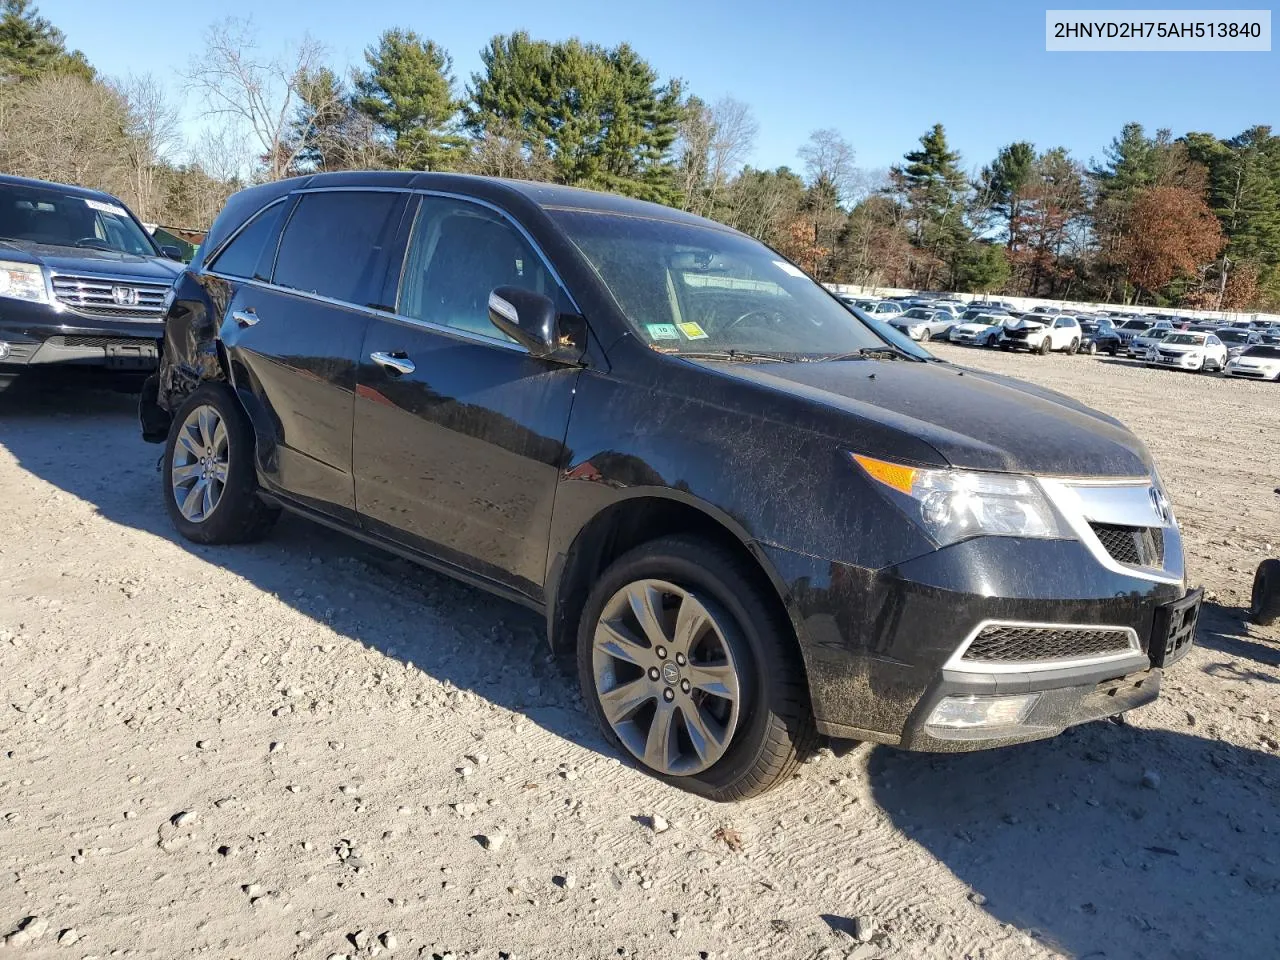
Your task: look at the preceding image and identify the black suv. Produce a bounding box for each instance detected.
[139,172,1199,800]
[0,174,183,390]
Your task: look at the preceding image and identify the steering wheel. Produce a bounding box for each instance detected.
[723,308,785,332]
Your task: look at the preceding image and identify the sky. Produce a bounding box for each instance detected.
[38,0,1280,176]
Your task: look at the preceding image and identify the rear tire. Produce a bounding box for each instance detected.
[162,383,279,545]
[577,535,816,801]
[1251,559,1280,627]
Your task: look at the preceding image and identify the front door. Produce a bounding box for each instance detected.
[215,189,407,521]
[353,195,582,596]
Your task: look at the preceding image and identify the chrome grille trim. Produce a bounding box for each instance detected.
[945,619,1143,675]
[49,273,171,320]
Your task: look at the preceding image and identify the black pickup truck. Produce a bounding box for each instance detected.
[0,174,182,391]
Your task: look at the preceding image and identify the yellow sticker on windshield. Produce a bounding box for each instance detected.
[677,321,709,340]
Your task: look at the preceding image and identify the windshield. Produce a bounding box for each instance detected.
[1119,320,1152,330]
[1218,329,1250,343]
[1163,333,1203,346]
[552,210,887,357]
[0,182,155,256]
[1242,345,1280,358]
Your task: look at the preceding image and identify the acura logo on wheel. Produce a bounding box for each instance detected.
[112,285,139,306]
[661,662,680,685]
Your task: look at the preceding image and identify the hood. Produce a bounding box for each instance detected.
[1007,317,1048,331]
[0,239,182,281]
[1155,342,1202,353]
[954,321,997,333]
[697,359,1153,478]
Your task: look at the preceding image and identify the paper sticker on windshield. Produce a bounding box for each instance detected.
[646,323,681,341]
[84,198,127,217]
[773,260,807,279]
[677,321,709,340]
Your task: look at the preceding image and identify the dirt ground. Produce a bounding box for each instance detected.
[1,348,1278,960]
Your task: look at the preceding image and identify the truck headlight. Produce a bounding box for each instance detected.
[851,454,1069,546]
[0,261,48,303]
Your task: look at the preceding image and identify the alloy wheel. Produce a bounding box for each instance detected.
[592,579,742,776]
[171,404,229,523]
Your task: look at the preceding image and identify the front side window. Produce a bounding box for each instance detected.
[397,196,559,341]
[273,191,403,306]
[553,209,886,357]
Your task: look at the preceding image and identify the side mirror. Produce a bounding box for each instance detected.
[161,245,184,261]
[488,286,571,358]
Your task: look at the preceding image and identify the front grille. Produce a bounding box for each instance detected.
[45,335,153,349]
[51,275,170,319]
[1091,523,1165,567]
[963,624,1134,663]
[1006,328,1031,340]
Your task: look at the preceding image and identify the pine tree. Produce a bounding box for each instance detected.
[0,0,92,82]
[354,29,463,171]
[890,124,973,288]
[977,141,1034,246]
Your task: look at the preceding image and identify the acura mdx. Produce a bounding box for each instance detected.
[139,172,1199,800]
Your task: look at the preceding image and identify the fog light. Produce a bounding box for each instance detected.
[926,693,1041,729]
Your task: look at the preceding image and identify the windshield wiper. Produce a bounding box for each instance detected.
[818,345,922,362]
[677,350,797,363]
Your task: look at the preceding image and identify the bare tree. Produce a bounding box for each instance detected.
[675,96,758,217]
[467,117,554,181]
[186,17,333,181]
[798,127,856,200]
[0,74,131,192]
[112,74,181,220]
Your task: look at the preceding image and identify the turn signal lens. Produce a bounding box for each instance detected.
[851,454,917,494]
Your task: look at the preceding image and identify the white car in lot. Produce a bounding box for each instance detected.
[860,299,905,319]
[948,313,1013,346]
[1144,331,1228,373]
[890,307,954,342]
[1224,344,1280,381]
[998,314,1082,354]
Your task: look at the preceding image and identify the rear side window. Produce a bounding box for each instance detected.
[272,191,403,306]
[211,202,285,280]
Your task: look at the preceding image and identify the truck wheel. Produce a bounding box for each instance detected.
[577,535,816,801]
[1251,559,1280,627]
[163,383,280,545]
[1038,338,1052,355]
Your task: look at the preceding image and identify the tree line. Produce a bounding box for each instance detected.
[2,0,1277,309]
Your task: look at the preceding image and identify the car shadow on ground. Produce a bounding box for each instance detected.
[871,724,1280,959]
[1196,601,1280,674]
[0,380,607,756]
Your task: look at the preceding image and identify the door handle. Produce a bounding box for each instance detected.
[231,309,259,328]
[370,351,415,376]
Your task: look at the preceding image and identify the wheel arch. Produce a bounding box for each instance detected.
[544,489,800,658]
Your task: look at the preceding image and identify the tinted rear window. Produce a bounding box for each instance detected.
[272,191,403,305]
[210,201,285,280]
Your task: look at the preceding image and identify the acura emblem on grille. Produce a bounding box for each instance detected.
[1149,486,1172,525]
[111,285,140,306]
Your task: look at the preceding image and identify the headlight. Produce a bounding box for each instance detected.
[0,261,48,303]
[851,454,1068,546]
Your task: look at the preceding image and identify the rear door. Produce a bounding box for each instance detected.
[215,189,407,522]
[353,194,582,596]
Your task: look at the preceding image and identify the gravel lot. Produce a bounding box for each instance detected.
[1,348,1277,960]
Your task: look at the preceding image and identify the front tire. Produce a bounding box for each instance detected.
[1086,341,1098,355]
[1038,338,1052,355]
[577,535,815,801]
[918,329,931,342]
[1067,338,1080,355]
[163,383,279,544]
[1251,559,1280,626]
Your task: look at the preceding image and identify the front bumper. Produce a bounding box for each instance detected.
[1149,352,1203,370]
[1225,366,1279,380]
[0,299,162,370]
[763,535,1187,751]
